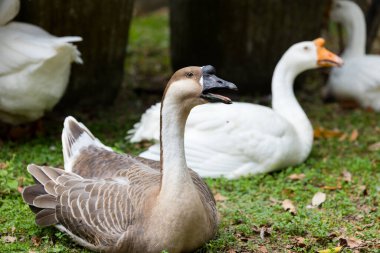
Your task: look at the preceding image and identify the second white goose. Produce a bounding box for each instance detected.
[327,0,380,111]
[22,66,237,252]
[128,38,343,179]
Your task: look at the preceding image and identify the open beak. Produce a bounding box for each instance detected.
[314,38,343,67]
[200,65,238,104]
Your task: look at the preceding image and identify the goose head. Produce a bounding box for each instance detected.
[330,0,359,24]
[163,65,237,109]
[0,0,20,25]
[280,38,343,75]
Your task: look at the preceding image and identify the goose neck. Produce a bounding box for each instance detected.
[271,60,313,159]
[159,95,192,194]
[340,5,366,59]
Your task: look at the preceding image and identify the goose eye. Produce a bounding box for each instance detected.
[186,72,194,78]
[335,3,341,8]
[303,46,310,51]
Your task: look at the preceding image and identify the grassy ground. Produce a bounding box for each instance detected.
[1,10,379,253]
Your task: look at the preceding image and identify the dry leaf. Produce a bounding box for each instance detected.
[312,192,326,207]
[2,235,16,243]
[214,193,228,202]
[317,246,343,253]
[31,236,41,246]
[358,185,368,196]
[321,185,341,190]
[288,173,305,181]
[338,133,347,141]
[368,142,380,151]
[282,199,297,215]
[339,237,363,248]
[0,162,8,170]
[258,245,269,253]
[294,236,306,247]
[314,127,343,139]
[349,129,359,142]
[342,170,352,182]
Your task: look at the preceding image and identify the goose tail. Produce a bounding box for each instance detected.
[22,164,63,227]
[126,103,161,143]
[61,116,112,172]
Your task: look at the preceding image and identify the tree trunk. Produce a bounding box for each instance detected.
[365,0,380,52]
[170,0,331,94]
[16,0,134,107]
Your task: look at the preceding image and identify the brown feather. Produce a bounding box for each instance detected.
[22,184,46,205]
[35,209,57,227]
[33,194,57,209]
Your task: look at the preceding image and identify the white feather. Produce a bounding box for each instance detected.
[0,16,82,124]
[62,116,113,172]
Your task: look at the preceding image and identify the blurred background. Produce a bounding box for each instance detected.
[13,0,380,104]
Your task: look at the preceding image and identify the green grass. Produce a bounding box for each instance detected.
[1,9,379,253]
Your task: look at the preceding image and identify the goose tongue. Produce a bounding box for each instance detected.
[200,65,237,104]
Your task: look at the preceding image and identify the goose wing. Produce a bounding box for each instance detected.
[140,103,292,178]
[0,22,82,75]
[22,164,160,251]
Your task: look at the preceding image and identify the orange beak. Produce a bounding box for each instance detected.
[314,38,343,67]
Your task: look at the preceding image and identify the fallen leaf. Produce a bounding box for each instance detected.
[258,245,268,253]
[0,162,7,170]
[294,236,306,247]
[31,236,41,246]
[368,142,380,151]
[321,185,342,190]
[342,170,352,182]
[282,199,297,215]
[214,193,228,202]
[288,173,305,181]
[312,192,326,207]
[349,129,359,142]
[2,235,16,243]
[338,133,348,141]
[314,127,343,139]
[269,197,280,205]
[358,185,368,196]
[317,246,343,253]
[339,237,363,248]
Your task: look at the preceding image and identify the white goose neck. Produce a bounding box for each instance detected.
[271,58,313,160]
[340,4,366,59]
[159,90,192,195]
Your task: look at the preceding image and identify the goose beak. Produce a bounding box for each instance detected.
[200,65,238,104]
[314,38,344,67]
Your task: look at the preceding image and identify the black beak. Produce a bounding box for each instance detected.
[200,65,238,104]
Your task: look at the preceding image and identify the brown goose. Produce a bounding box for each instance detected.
[22,65,237,253]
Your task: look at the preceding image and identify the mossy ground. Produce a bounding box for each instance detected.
[0,9,379,253]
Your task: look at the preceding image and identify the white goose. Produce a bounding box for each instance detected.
[327,0,380,111]
[0,0,82,125]
[128,39,343,179]
[23,66,237,253]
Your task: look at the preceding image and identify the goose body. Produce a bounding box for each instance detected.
[23,66,237,252]
[327,0,380,111]
[0,0,82,125]
[129,39,343,179]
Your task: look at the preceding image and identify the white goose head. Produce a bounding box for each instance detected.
[162,65,237,110]
[0,0,20,25]
[330,0,361,24]
[280,38,343,75]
